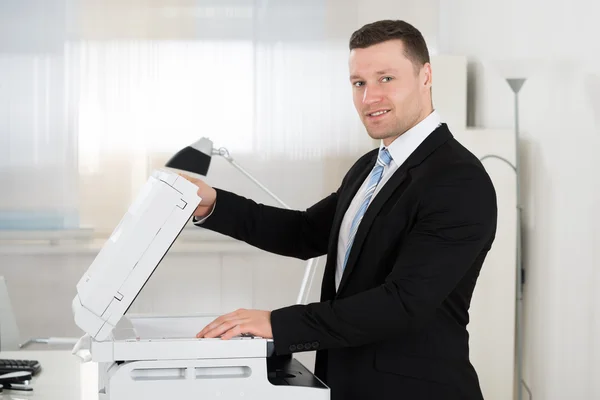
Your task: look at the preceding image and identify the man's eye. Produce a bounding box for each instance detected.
[381,76,393,82]
[353,81,364,87]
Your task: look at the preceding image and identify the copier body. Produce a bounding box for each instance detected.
[71,169,329,400]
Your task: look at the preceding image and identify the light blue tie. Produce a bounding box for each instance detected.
[342,148,393,271]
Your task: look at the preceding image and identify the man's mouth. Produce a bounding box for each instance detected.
[366,109,390,117]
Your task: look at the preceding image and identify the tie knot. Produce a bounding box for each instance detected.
[378,148,392,166]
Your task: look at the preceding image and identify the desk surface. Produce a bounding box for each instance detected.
[0,350,98,400]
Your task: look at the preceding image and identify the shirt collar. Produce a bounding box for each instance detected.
[381,110,442,166]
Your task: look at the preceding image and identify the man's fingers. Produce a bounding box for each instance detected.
[196,310,247,338]
[178,173,192,181]
[221,324,245,340]
[196,316,226,338]
[200,320,235,339]
[202,318,250,339]
[196,310,244,338]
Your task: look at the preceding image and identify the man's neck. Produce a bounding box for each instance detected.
[383,108,435,147]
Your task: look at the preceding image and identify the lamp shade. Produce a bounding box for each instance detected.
[165,137,214,176]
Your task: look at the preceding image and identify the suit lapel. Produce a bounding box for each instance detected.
[320,152,376,300]
[335,166,408,294]
[330,155,376,248]
[335,124,453,295]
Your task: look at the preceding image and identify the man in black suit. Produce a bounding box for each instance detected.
[189,20,497,400]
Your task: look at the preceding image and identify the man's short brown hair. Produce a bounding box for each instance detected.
[349,20,430,70]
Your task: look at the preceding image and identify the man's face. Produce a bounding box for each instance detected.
[349,39,432,146]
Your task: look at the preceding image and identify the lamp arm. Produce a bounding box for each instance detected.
[212,147,318,305]
[479,154,517,172]
[296,258,318,305]
[214,147,290,209]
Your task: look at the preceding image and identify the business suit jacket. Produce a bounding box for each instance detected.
[201,124,497,400]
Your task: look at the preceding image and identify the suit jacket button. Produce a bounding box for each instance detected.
[289,345,296,351]
[312,342,319,349]
[304,342,312,349]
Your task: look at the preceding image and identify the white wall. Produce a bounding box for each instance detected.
[439,1,600,399]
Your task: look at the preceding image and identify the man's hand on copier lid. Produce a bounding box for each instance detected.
[196,309,273,340]
[178,173,217,218]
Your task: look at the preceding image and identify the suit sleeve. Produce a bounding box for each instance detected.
[199,188,337,260]
[270,163,498,354]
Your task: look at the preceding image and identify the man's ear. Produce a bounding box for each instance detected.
[422,62,432,88]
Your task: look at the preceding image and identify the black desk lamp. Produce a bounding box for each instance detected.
[165,137,318,305]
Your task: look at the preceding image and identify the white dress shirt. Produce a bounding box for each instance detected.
[334,110,442,290]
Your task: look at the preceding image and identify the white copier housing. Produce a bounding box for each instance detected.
[71,169,329,400]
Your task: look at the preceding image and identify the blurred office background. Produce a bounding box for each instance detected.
[0,1,598,399]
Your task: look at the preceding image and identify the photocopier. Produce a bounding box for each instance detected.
[71,169,330,400]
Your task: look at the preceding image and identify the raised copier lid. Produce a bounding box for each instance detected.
[72,169,202,341]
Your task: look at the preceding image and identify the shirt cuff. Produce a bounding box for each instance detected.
[193,202,216,225]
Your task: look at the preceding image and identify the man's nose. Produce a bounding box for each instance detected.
[362,85,383,105]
